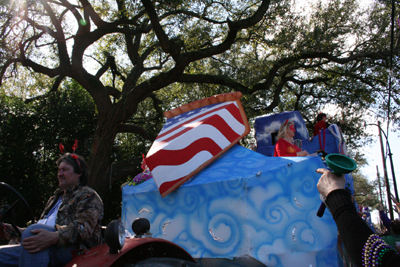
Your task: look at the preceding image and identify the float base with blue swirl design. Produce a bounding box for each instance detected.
[122,145,342,267]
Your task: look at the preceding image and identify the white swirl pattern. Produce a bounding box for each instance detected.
[122,145,346,267]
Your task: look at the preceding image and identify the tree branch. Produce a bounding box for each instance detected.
[0,59,19,86]
[116,124,155,140]
[141,0,181,58]
[177,73,248,92]
[181,0,271,62]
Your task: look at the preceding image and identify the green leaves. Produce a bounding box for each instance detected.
[0,79,97,223]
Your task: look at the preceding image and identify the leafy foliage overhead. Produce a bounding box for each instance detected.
[0,0,399,196]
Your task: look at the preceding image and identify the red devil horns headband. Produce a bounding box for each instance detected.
[59,143,65,154]
[72,139,78,153]
[284,119,289,126]
[59,139,81,169]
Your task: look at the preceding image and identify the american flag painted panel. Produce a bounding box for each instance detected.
[145,92,250,197]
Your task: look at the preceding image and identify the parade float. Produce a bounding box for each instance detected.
[121,92,357,267]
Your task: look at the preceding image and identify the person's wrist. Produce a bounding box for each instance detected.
[325,189,353,216]
[324,185,345,198]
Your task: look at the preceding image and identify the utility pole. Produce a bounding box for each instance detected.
[387,148,399,202]
[377,165,384,209]
[378,121,394,220]
[377,165,385,232]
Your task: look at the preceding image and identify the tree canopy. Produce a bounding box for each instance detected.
[0,0,399,198]
[0,81,98,222]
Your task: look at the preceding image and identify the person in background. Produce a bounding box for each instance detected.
[391,194,400,215]
[274,119,308,157]
[0,147,103,267]
[316,168,400,267]
[381,220,400,249]
[313,113,329,137]
[377,204,400,249]
[378,204,392,234]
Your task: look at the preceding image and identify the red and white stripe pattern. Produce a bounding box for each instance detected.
[146,93,249,197]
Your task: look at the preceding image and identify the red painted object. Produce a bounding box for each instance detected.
[64,237,196,267]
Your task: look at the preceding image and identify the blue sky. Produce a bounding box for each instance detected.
[360,125,400,223]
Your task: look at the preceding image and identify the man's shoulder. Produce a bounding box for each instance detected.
[80,186,98,194]
[72,186,102,201]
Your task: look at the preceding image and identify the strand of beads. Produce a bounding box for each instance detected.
[363,234,396,266]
